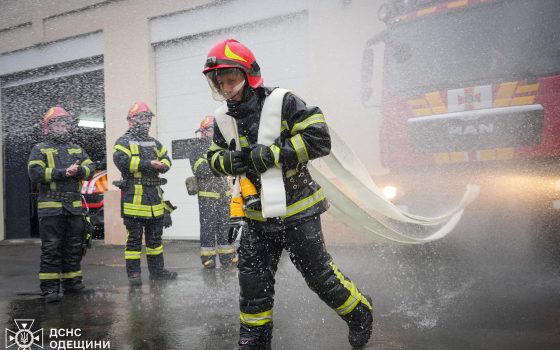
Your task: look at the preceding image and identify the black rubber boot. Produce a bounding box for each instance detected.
[42,290,60,303]
[147,254,177,280]
[202,255,216,269]
[149,269,178,281]
[343,295,373,349]
[220,254,239,268]
[233,324,272,350]
[128,272,142,286]
[63,281,86,294]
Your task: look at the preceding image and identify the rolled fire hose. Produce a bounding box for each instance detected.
[308,127,480,243]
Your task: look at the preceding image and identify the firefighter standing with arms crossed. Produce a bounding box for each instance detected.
[113,102,177,286]
[189,116,238,269]
[28,106,96,303]
[203,39,373,349]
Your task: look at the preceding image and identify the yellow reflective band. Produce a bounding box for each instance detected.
[240,310,273,327]
[146,245,163,256]
[220,153,227,173]
[281,120,289,133]
[62,270,82,279]
[39,272,61,280]
[209,142,223,151]
[125,250,141,260]
[114,144,132,156]
[133,184,143,205]
[198,191,220,199]
[72,200,82,207]
[193,158,207,173]
[244,188,325,221]
[217,246,235,255]
[38,201,62,209]
[239,136,249,148]
[290,134,309,163]
[330,262,373,315]
[81,158,93,166]
[45,168,53,182]
[81,165,91,178]
[130,144,140,155]
[270,145,281,168]
[291,114,325,134]
[28,160,46,168]
[200,248,217,257]
[130,156,140,173]
[156,146,167,158]
[40,148,57,168]
[123,203,165,217]
[161,158,171,167]
[210,152,222,173]
[67,148,82,154]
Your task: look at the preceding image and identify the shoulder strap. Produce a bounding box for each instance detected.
[214,104,239,151]
[258,88,290,218]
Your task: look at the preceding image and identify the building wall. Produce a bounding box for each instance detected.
[0,0,384,243]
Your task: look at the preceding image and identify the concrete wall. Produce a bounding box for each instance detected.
[0,0,385,244]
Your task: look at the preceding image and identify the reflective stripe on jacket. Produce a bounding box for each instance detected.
[207,87,330,225]
[28,142,95,217]
[191,138,230,202]
[113,130,171,218]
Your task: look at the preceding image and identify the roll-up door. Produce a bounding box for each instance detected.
[154,11,310,240]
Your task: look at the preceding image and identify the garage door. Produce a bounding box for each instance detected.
[154,11,310,240]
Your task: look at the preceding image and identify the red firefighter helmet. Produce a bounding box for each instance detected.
[127,101,154,127]
[202,39,263,89]
[198,115,215,139]
[43,106,72,135]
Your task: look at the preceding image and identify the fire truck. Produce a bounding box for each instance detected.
[362,0,560,220]
[81,170,108,239]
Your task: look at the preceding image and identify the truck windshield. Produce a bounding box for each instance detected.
[386,0,560,96]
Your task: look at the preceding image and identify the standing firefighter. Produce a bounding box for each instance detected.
[190,116,238,269]
[203,39,374,349]
[113,101,177,286]
[28,106,96,303]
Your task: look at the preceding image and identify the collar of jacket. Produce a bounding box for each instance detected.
[126,127,150,141]
[226,86,267,120]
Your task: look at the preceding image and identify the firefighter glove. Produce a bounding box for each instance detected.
[248,144,276,174]
[222,150,248,175]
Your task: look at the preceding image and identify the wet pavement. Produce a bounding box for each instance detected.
[1,222,560,350]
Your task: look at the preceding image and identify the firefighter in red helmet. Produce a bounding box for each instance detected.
[189,116,237,269]
[203,39,374,349]
[113,101,177,285]
[28,106,96,303]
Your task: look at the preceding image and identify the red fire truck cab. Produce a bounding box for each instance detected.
[362,0,560,217]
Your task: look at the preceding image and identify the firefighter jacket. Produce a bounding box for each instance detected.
[191,139,230,201]
[113,129,171,219]
[28,141,95,217]
[207,86,330,226]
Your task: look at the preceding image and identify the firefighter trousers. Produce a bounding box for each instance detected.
[124,217,166,276]
[237,215,371,341]
[198,196,236,265]
[39,214,84,293]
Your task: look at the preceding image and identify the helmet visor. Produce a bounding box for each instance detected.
[204,68,246,101]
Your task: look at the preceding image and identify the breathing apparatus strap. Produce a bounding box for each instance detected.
[257,88,288,217]
[215,88,289,218]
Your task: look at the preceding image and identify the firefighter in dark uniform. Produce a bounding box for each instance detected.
[192,116,238,269]
[203,39,374,349]
[113,101,177,286]
[28,106,96,303]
